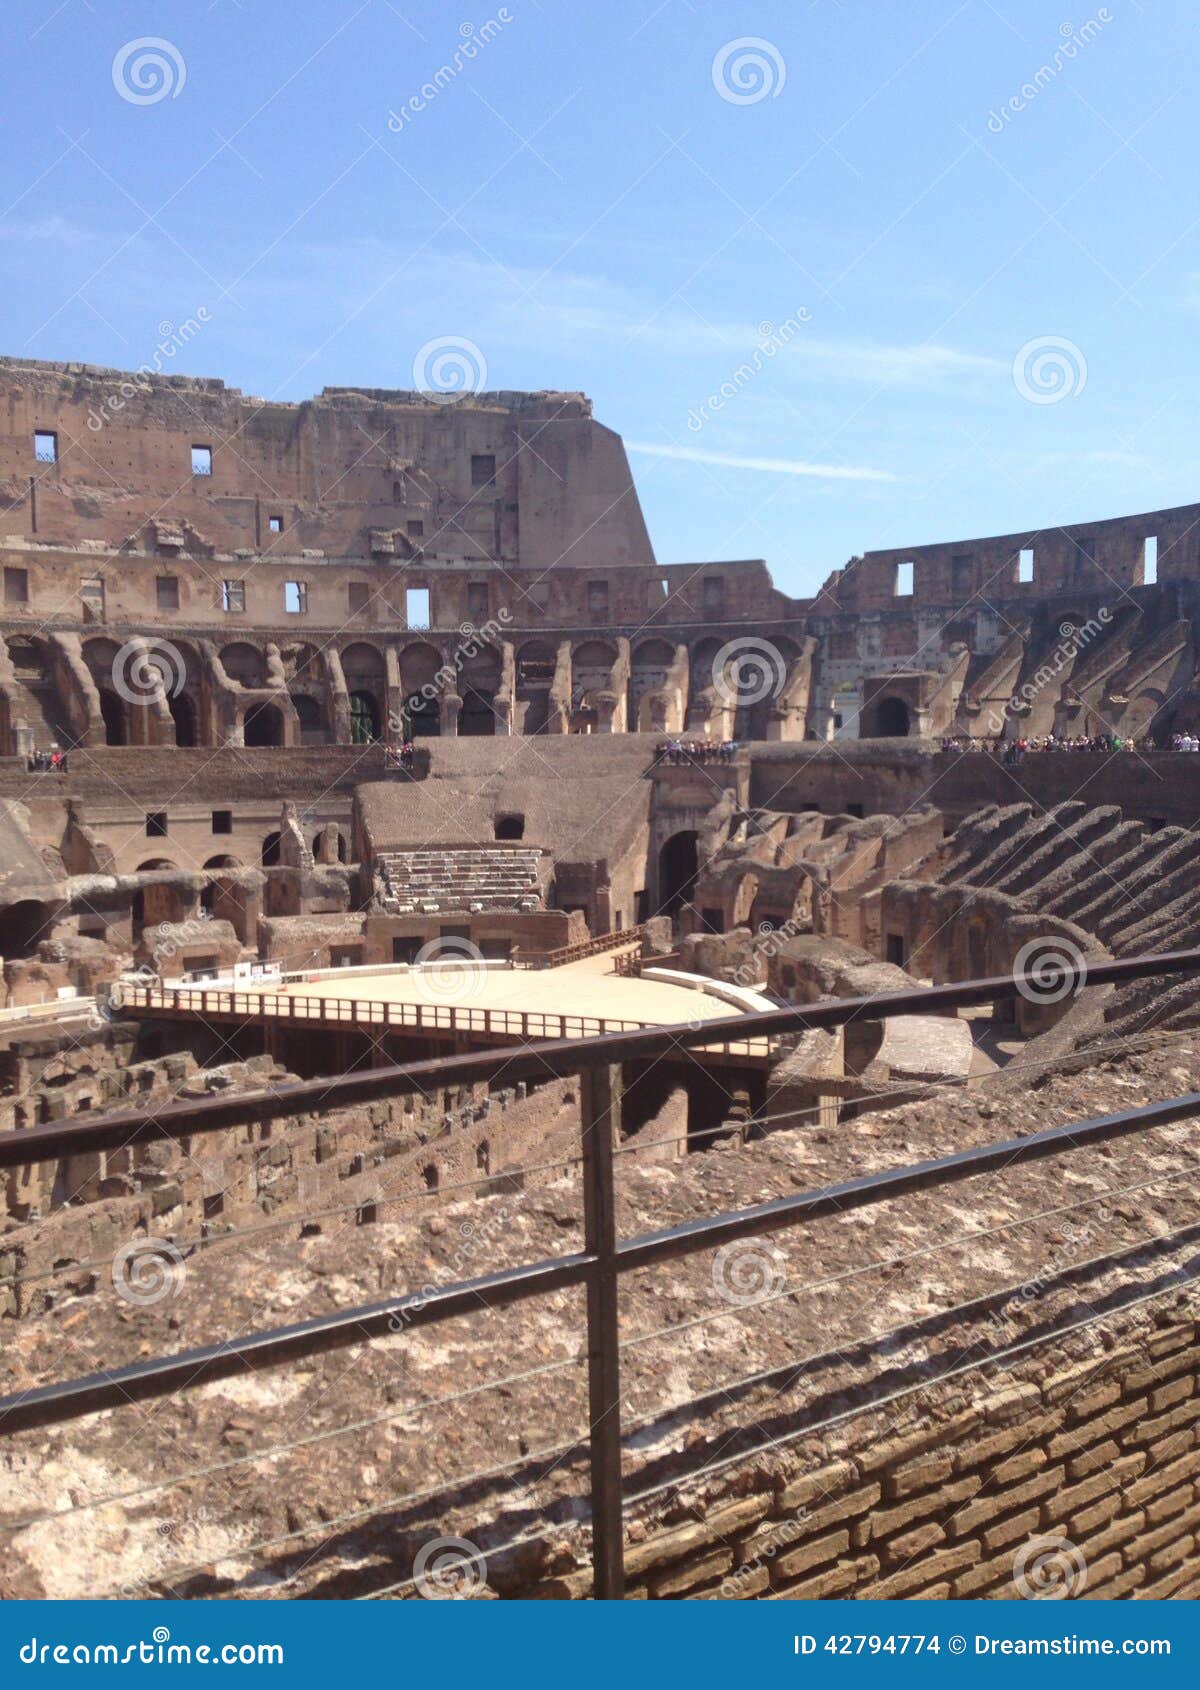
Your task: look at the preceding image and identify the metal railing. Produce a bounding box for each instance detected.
[2,945,1199,1600]
[519,924,645,970]
[114,983,656,1046]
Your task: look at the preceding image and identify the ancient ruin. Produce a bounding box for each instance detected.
[2,356,1200,1603]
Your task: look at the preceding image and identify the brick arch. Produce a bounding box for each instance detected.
[220,642,266,687]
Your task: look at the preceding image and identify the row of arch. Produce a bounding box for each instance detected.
[3,630,810,749]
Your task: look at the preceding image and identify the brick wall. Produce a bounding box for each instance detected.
[518,1303,1200,1600]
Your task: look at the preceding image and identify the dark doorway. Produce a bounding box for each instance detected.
[244,703,284,747]
[867,695,910,737]
[98,689,127,746]
[658,830,699,916]
[407,691,440,736]
[349,691,380,744]
[292,694,326,745]
[169,692,197,747]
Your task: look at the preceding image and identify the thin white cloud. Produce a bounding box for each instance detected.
[626,441,899,482]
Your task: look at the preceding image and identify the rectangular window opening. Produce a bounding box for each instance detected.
[34,430,57,464]
[471,453,496,488]
[191,445,213,476]
[406,586,430,629]
[1018,548,1034,584]
[894,560,914,597]
[212,810,232,834]
[1144,535,1158,585]
[221,580,245,613]
[268,515,283,534]
[348,582,369,615]
[156,576,179,611]
[4,567,29,604]
[406,519,424,539]
[284,580,308,615]
[145,812,167,838]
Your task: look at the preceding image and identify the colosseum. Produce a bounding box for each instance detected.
[1,354,1199,1603]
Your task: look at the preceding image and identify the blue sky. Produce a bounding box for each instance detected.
[2,0,1196,596]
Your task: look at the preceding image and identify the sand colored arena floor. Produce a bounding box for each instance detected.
[266,949,740,1030]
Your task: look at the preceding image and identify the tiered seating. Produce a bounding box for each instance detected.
[377,847,544,914]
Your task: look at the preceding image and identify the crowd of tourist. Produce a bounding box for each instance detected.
[655,739,739,764]
[384,741,416,773]
[939,733,1158,760]
[26,746,68,772]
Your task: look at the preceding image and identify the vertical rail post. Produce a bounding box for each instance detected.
[580,1061,625,1599]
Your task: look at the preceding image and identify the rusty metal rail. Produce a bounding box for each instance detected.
[1,945,1199,1599]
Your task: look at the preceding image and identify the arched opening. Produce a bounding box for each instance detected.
[348,691,381,744]
[658,830,699,916]
[133,860,179,941]
[0,899,53,959]
[291,693,327,745]
[628,638,675,732]
[864,695,910,738]
[261,831,282,867]
[516,641,556,735]
[495,814,525,841]
[201,854,240,916]
[220,643,265,688]
[98,688,127,746]
[243,702,284,747]
[6,637,74,750]
[398,643,443,738]
[169,691,197,747]
[459,650,501,737]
